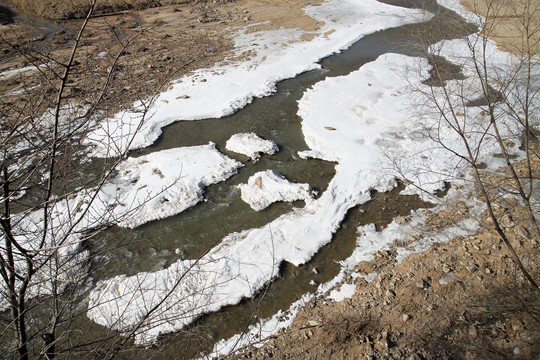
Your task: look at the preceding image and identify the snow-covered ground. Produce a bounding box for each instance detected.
[24,0,529,353]
[3,0,535,354]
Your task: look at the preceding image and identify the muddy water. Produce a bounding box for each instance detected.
[83,1,474,358]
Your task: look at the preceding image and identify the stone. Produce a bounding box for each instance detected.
[442,263,452,273]
[468,324,477,337]
[516,226,530,239]
[395,216,407,224]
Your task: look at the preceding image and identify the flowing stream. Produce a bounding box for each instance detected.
[73,1,474,358]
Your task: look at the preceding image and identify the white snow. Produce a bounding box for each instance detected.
[328,283,357,302]
[85,0,431,157]
[0,64,48,79]
[239,170,313,211]
[84,1,435,341]
[225,132,279,162]
[0,144,241,310]
[87,42,534,344]
[101,143,243,228]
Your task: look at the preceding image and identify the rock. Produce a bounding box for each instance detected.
[255,176,263,189]
[456,201,468,213]
[468,324,477,337]
[422,277,432,290]
[395,216,407,224]
[307,320,320,327]
[176,95,189,99]
[325,126,336,131]
[500,213,513,225]
[442,263,452,273]
[516,225,530,239]
[439,272,461,285]
[402,314,410,322]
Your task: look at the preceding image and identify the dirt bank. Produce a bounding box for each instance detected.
[225,191,540,359]
[0,0,322,117]
[461,0,540,55]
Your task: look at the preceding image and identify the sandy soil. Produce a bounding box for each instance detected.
[225,186,540,359]
[461,0,540,55]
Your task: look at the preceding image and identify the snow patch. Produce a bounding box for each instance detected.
[225,132,279,162]
[328,283,356,302]
[239,170,313,211]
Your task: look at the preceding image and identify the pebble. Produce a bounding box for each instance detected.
[468,324,477,337]
[442,263,452,273]
[516,225,530,239]
[395,216,407,224]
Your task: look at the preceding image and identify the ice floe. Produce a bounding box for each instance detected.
[104,143,243,228]
[225,132,279,162]
[0,144,241,310]
[239,170,313,211]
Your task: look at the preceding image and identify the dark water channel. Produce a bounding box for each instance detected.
[82,1,474,358]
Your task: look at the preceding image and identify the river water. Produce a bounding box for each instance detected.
[72,1,474,358]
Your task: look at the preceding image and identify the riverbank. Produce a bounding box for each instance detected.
[218,0,540,358]
[1,0,538,359]
[0,0,322,117]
